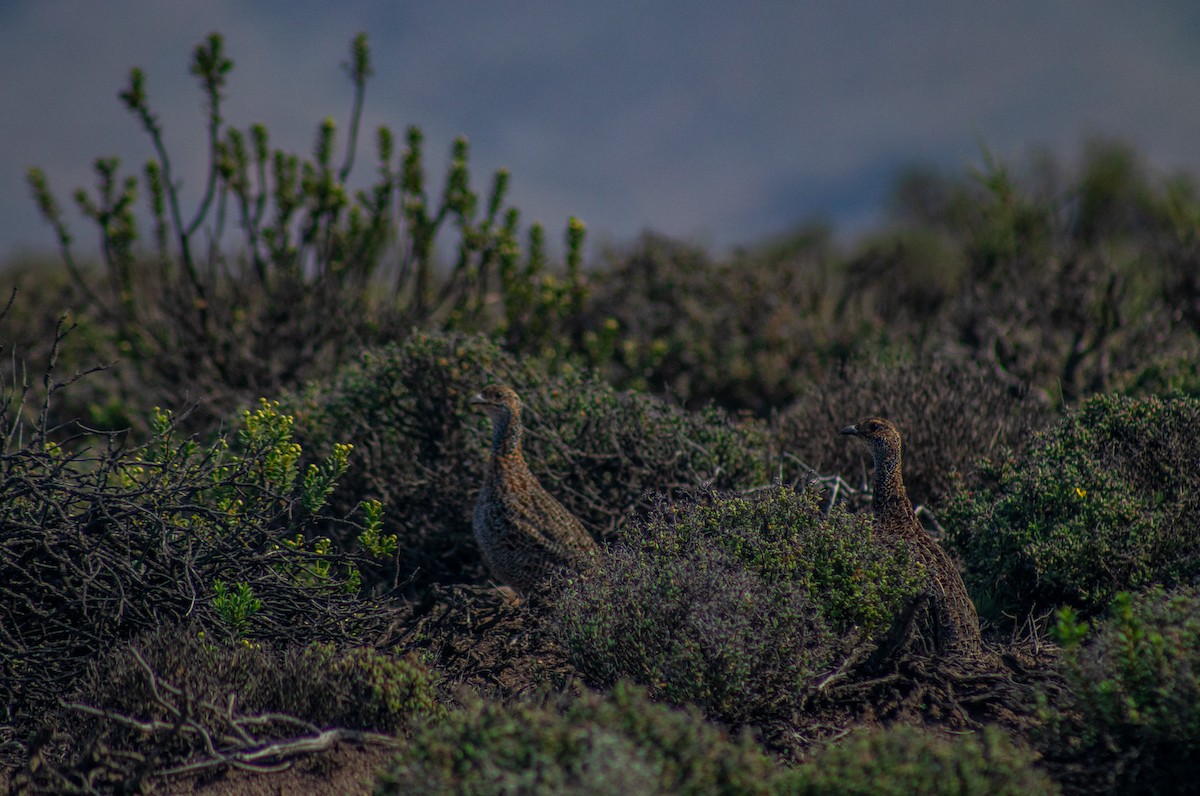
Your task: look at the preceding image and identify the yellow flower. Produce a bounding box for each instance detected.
[1075,487,1087,499]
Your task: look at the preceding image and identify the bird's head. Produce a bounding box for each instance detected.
[470,383,521,423]
[840,416,902,460]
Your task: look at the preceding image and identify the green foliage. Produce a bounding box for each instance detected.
[878,142,1185,405]
[644,487,924,635]
[374,682,778,796]
[781,724,1059,795]
[305,642,445,729]
[1049,606,1089,649]
[26,31,586,433]
[571,141,1200,415]
[286,331,772,589]
[0,395,387,734]
[211,579,261,639]
[1114,351,1200,398]
[945,393,1200,619]
[357,498,397,558]
[554,487,922,725]
[1043,587,1200,793]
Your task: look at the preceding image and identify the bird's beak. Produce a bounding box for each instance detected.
[840,424,857,436]
[469,393,486,405]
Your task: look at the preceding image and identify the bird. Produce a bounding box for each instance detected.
[841,416,982,655]
[470,384,599,595]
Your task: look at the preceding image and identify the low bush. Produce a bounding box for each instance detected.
[781,724,1059,795]
[584,230,849,413]
[85,626,441,742]
[27,32,588,435]
[374,681,778,796]
[944,393,1200,620]
[773,351,1050,509]
[1043,587,1200,793]
[0,394,393,742]
[287,331,773,590]
[1114,350,1200,398]
[554,487,923,726]
[19,627,442,792]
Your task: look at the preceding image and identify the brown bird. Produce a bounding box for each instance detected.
[470,384,598,594]
[841,416,982,655]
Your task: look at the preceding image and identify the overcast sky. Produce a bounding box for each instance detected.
[3,1,1200,262]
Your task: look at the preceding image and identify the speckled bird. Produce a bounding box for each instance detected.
[470,384,598,594]
[841,416,982,655]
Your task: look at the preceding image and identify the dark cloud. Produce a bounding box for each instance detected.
[4,1,1200,261]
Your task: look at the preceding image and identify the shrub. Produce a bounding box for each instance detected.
[557,533,832,726]
[0,393,392,741]
[781,724,1059,795]
[1114,350,1200,398]
[773,351,1051,508]
[1043,587,1200,793]
[374,681,779,796]
[554,487,923,726]
[882,144,1185,405]
[945,393,1200,620]
[27,32,586,433]
[21,626,443,791]
[83,626,442,737]
[583,230,850,413]
[286,331,772,590]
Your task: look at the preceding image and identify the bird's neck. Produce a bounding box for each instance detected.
[491,413,524,458]
[872,445,918,530]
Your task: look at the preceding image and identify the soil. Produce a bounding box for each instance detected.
[154,744,395,796]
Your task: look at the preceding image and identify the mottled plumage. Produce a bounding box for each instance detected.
[471,384,598,594]
[841,416,982,655]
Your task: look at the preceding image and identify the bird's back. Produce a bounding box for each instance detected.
[473,453,597,593]
[888,513,983,656]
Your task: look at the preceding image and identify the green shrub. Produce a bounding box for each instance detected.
[882,143,1185,404]
[374,681,778,796]
[554,487,923,725]
[945,393,1200,619]
[0,395,390,738]
[287,331,772,589]
[557,532,832,725]
[1114,351,1200,398]
[781,724,1059,795]
[304,643,444,730]
[1043,587,1200,793]
[27,32,586,434]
